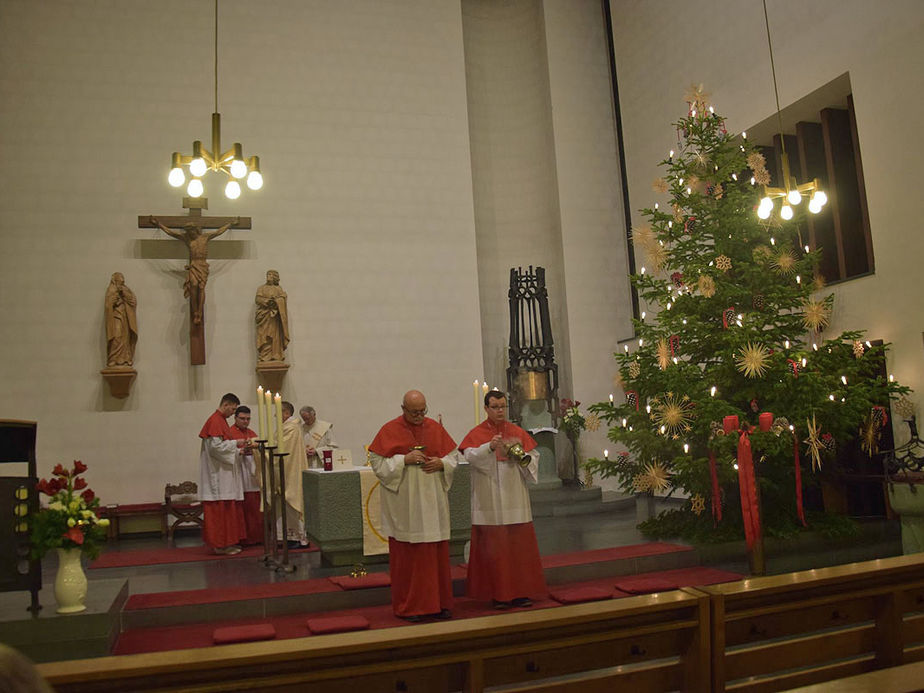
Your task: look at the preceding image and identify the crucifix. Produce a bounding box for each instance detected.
[138,198,251,365]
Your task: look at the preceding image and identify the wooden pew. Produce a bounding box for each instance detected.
[700,552,924,692]
[782,659,924,692]
[37,590,710,692]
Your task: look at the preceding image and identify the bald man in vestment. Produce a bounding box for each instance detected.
[368,390,460,621]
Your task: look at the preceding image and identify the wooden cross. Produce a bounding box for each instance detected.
[138,198,251,365]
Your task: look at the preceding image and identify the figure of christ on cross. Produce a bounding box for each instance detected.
[149,215,239,326]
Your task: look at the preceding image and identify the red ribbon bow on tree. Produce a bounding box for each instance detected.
[721,414,772,549]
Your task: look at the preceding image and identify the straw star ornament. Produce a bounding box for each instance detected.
[802,299,831,332]
[736,342,771,378]
[805,414,824,472]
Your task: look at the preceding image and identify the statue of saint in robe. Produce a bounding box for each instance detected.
[105,272,138,367]
[255,269,290,363]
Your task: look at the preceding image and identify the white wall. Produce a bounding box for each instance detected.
[543,0,633,474]
[609,0,924,443]
[0,0,484,501]
[462,0,569,391]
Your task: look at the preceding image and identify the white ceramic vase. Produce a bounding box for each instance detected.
[54,547,88,614]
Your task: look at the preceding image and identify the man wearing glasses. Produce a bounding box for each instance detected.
[458,389,547,609]
[368,390,460,622]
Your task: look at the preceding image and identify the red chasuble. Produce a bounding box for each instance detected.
[228,425,262,545]
[458,420,537,456]
[200,410,233,440]
[369,416,457,458]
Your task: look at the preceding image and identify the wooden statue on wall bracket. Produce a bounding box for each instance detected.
[138,198,250,365]
[255,269,290,392]
[100,272,138,399]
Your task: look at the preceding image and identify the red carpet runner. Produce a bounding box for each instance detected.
[114,566,741,655]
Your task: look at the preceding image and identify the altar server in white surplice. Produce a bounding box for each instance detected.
[459,390,548,609]
[228,405,262,546]
[199,393,247,555]
[368,390,460,622]
[300,405,337,468]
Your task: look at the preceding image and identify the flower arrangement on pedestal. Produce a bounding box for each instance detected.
[560,399,586,482]
[31,460,109,614]
[30,460,109,560]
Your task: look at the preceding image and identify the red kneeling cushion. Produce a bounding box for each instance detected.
[212,623,276,644]
[307,614,371,635]
[328,572,391,590]
[549,585,613,604]
[613,576,679,594]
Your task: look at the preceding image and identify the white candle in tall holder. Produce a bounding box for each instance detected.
[265,389,275,445]
[473,380,480,426]
[275,393,284,449]
[256,385,267,440]
[481,381,489,422]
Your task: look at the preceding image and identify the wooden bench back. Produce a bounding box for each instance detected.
[700,552,924,692]
[36,553,924,692]
[38,590,710,692]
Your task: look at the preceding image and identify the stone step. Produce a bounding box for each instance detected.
[550,498,635,517]
[529,485,602,505]
[529,484,632,518]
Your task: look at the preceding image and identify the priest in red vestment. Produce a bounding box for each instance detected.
[228,405,263,546]
[198,393,247,555]
[458,390,548,609]
[368,390,460,621]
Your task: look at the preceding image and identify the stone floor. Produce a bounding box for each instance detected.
[14,491,903,617]
[41,491,661,600]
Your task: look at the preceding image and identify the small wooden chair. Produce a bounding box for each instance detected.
[164,481,204,542]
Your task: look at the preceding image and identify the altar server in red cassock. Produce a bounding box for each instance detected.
[459,390,548,609]
[368,390,460,621]
[228,405,263,545]
[199,393,247,555]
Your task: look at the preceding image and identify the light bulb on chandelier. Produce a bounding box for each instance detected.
[225,180,241,200]
[186,178,204,198]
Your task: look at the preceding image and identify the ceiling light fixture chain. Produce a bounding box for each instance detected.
[167,0,263,200]
[755,0,826,222]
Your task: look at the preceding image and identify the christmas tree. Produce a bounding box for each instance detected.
[586,85,909,544]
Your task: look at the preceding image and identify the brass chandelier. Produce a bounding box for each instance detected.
[167,0,262,199]
[756,0,826,221]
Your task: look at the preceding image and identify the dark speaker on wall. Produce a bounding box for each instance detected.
[0,420,42,612]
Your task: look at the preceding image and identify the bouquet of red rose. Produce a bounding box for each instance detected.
[30,460,109,560]
[559,398,586,440]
